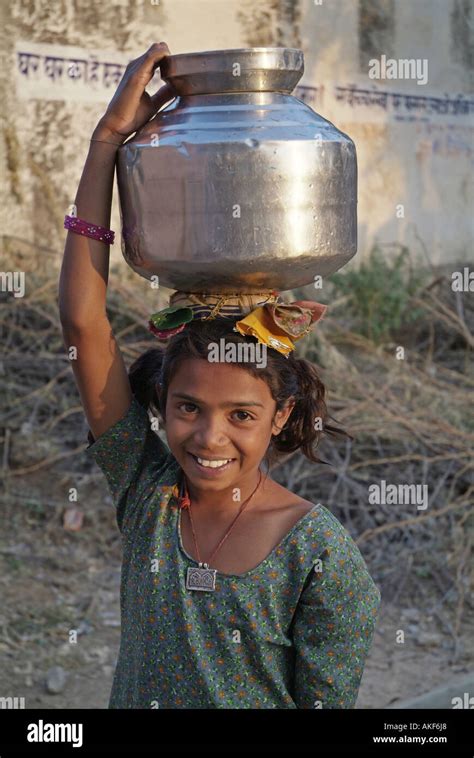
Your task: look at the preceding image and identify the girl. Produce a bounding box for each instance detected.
[59,42,381,709]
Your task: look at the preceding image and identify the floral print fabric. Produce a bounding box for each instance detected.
[85,396,381,709]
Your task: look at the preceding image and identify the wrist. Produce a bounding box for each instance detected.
[91,121,127,146]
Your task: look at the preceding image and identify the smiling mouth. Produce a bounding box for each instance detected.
[188,453,236,469]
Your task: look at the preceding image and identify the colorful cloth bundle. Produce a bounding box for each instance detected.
[148,290,327,358]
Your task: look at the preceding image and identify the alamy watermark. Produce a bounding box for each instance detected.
[451,267,473,292]
[207,338,267,369]
[0,271,25,298]
[368,55,428,86]
[27,719,83,748]
[368,479,428,510]
[0,695,25,708]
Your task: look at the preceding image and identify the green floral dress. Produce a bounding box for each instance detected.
[85,396,381,709]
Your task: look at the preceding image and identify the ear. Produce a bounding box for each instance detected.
[271,398,296,436]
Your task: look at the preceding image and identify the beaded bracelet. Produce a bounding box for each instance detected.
[64,214,115,244]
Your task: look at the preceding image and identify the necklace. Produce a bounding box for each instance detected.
[178,469,262,592]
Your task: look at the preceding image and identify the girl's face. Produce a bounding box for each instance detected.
[163,358,294,495]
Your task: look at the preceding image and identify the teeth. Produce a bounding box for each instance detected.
[196,456,231,468]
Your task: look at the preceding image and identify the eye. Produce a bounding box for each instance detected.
[178,402,198,414]
[233,410,254,422]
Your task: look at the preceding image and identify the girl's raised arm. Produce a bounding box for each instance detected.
[58,43,175,442]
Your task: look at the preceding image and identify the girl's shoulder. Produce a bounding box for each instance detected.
[269,482,366,558]
[258,481,316,533]
[262,478,313,513]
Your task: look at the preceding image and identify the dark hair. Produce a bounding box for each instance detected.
[128,317,352,467]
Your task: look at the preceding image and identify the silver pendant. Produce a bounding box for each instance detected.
[186,563,217,592]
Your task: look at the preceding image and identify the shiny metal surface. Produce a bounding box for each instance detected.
[116,48,357,293]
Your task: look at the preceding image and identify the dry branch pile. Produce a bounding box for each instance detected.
[275,272,473,651]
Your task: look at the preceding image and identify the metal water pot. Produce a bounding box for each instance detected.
[116,48,357,293]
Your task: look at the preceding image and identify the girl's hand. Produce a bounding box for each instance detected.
[96,42,176,142]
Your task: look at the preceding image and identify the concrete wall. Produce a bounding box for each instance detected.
[1,0,473,270]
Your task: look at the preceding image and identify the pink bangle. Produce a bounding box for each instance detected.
[64,215,115,244]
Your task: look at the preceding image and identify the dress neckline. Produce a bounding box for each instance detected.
[176,500,320,579]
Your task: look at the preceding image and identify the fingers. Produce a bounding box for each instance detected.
[138,42,171,78]
[121,42,170,91]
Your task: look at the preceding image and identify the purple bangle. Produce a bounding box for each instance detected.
[64,215,115,244]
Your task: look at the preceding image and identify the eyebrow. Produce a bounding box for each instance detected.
[170,392,264,408]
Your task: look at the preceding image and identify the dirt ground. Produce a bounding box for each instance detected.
[1,470,472,711]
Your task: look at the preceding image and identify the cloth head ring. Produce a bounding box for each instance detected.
[148,290,327,358]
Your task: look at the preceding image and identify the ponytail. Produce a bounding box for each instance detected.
[128,348,164,418]
[269,356,353,465]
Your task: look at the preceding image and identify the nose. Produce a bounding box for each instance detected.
[193,413,229,451]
